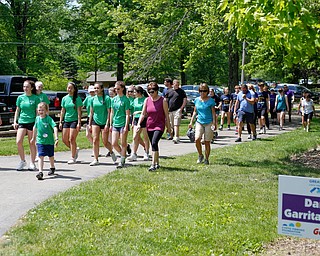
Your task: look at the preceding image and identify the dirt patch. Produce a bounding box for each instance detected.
[290,146,320,170]
[262,148,320,255]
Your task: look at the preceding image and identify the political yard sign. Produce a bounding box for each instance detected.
[278,175,320,239]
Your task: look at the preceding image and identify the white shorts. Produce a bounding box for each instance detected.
[169,109,182,126]
[195,122,214,142]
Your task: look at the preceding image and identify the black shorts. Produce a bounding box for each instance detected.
[133,117,147,128]
[63,121,78,129]
[18,123,35,131]
[92,119,106,130]
[257,108,266,118]
[237,111,254,124]
[304,112,313,121]
[222,107,229,113]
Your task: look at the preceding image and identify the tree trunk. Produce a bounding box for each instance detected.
[228,36,240,91]
[11,0,29,73]
[117,33,124,81]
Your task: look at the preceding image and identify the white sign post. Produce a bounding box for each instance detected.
[278,175,320,239]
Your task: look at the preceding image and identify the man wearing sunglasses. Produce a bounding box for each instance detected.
[164,79,187,144]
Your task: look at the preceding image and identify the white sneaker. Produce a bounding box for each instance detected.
[127,153,137,162]
[143,152,149,161]
[89,159,99,166]
[110,152,117,163]
[173,137,179,144]
[67,158,76,164]
[17,160,27,171]
[28,162,37,171]
[259,128,263,134]
[75,147,80,160]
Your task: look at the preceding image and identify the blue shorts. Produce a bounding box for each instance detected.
[112,126,125,133]
[37,144,54,157]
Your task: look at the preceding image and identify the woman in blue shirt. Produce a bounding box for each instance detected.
[189,83,216,165]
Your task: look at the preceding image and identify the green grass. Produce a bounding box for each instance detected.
[0,120,319,255]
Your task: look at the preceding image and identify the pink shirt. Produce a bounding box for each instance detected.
[146,96,165,131]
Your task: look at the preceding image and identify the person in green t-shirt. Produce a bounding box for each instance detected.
[58,82,83,164]
[14,80,41,171]
[110,81,131,169]
[31,102,59,180]
[88,82,117,166]
[127,86,150,162]
[35,81,50,105]
[82,85,95,149]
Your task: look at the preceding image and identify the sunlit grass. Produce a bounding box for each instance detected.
[0,119,319,255]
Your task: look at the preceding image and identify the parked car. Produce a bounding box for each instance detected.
[275,84,319,102]
[0,102,12,125]
[184,90,200,114]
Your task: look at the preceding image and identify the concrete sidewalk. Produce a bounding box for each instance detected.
[0,117,300,237]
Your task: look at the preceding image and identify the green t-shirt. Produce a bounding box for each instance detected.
[91,95,111,126]
[111,95,130,127]
[35,115,56,145]
[16,94,41,124]
[61,95,83,122]
[83,95,94,117]
[133,96,146,118]
[37,92,50,104]
[128,96,134,115]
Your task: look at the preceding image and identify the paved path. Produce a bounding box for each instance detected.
[0,117,300,237]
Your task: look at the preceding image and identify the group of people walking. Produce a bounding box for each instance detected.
[11,79,315,180]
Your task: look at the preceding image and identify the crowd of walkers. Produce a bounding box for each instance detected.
[10,79,316,180]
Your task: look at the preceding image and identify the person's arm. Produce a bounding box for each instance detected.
[274,96,278,112]
[163,99,171,133]
[59,108,65,131]
[189,106,197,128]
[88,106,93,130]
[30,125,37,144]
[13,107,20,130]
[77,106,82,131]
[233,100,239,115]
[266,94,270,112]
[285,95,289,111]
[211,106,216,129]
[137,99,147,129]
[124,109,130,132]
[54,126,59,147]
[180,97,187,112]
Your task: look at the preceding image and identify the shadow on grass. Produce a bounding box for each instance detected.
[127,163,197,172]
[216,157,319,177]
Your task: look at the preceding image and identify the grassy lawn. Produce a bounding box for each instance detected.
[0,119,319,255]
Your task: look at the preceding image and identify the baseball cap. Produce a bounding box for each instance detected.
[88,85,95,92]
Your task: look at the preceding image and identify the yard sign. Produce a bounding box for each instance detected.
[278,175,320,239]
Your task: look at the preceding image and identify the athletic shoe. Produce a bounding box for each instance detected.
[259,128,263,134]
[48,167,55,176]
[67,158,76,164]
[155,164,160,169]
[110,152,117,163]
[235,137,242,142]
[127,144,132,155]
[247,134,252,139]
[173,137,178,144]
[167,137,173,140]
[218,125,223,131]
[227,126,231,130]
[197,155,204,164]
[75,147,80,160]
[36,172,44,180]
[252,135,257,141]
[148,165,157,171]
[127,153,137,162]
[89,159,99,166]
[143,152,150,161]
[17,160,27,171]
[106,152,111,157]
[117,162,124,169]
[28,162,37,171]
[204,159,209,165]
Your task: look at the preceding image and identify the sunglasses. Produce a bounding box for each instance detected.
[115,88,121,91]
[199,90,208,92]
[127,90,134,93]
[148,90,155,94]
